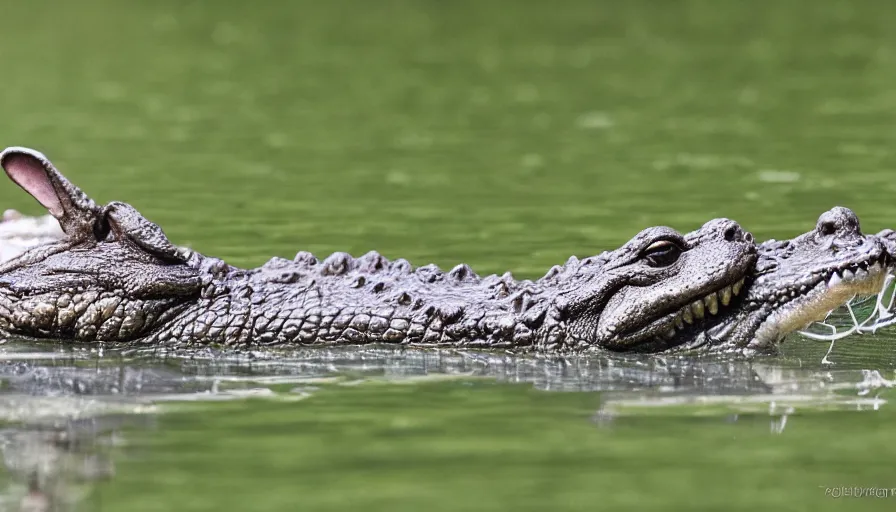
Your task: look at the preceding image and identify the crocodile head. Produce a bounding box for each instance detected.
[707,207,890,351]
[0,147,203,341]
[558,207,891,353]
[558,219,758,352]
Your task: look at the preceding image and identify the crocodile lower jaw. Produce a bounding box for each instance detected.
[748,258,889,349]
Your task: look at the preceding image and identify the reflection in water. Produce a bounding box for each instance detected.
[0,339,891,509]
[161,345,775,395]
[0,415,148,512]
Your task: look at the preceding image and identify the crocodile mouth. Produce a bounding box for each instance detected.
[748,253,889,348]
[658,277,747,339]
[617,276,751,351]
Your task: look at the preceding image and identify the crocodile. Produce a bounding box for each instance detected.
[0,146,889,353]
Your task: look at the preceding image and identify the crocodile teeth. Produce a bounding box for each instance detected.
[720,286,732,306]
[828,271,842,288]
[674,315,684,330]
[704,292,719,315]
[666,279,745,335]
[869,261,883,274]
[854,268,868,281]
[690,300,705,320]
[841,269,855,280]
[663,327,676,339]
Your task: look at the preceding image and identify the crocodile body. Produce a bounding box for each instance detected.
[0,147,890,353]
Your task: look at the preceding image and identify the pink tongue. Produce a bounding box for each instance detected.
[2,154,64,217]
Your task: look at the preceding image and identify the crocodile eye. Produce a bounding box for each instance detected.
[642,240,683,267]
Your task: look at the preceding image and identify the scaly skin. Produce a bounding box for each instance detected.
[0,147,889,353]
[143,216,754,352]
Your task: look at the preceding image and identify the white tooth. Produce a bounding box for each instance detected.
[828,273,842,288]
[842,269,855,280]
[691,300,705,320]
[732,279,744,296]
[663,327,676,339]
[870,261,883,274]
[682,307,694,324]
[855,268,869,280]
[674,315,684,330]
[704,292,719,315]
[720,286,732,306]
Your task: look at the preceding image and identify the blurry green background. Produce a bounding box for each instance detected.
[0,0,895,510]
[3,0,895,273]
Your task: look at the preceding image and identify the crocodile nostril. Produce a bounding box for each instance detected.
[820,221,836,236]
[724,225,739,242]
[744,232,754,243]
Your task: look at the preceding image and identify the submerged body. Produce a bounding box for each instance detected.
[0,147,889,353]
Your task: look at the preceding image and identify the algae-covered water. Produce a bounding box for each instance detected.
[0,0,896,510]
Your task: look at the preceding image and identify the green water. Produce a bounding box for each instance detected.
[0,0,895,510]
